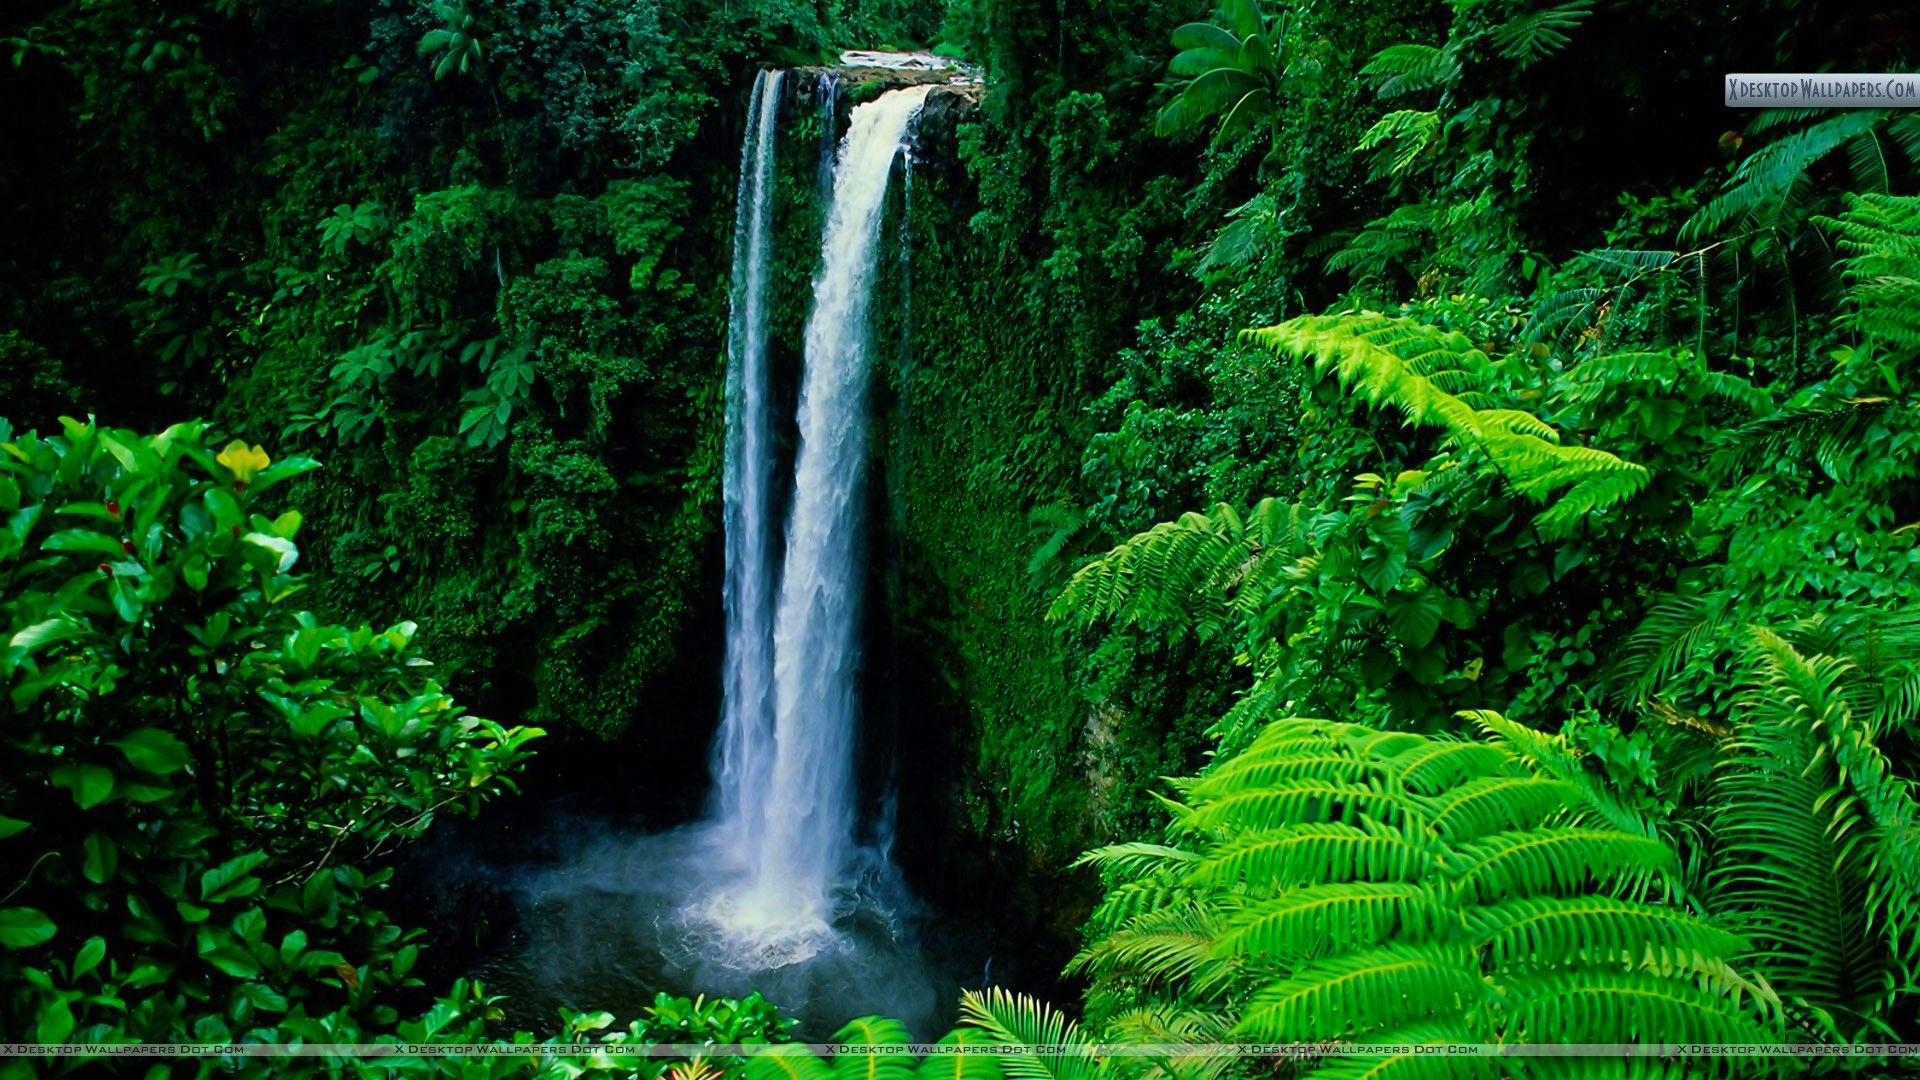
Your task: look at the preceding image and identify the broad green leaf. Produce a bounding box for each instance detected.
[51,763,114,810]
[247,456,321,495]
[242,533,299,573]
[37,998,74,1044]
[41,529,125,556]
[0,907,56,948]
[1156,67,1261,136]
[1386,591,1447,649]
[114,728,191,774]
[1214,87,1273,146]
[8,617,85,652]
[200,852,268,903]
[196,926,261,978]
[73,937,106,979]
[82,831,118,884]
[1170,22,1240,53]
[1169,46,1241,78]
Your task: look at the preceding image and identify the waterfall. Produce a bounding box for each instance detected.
[491,72,965,1036]
[712,69,785,850]
[746,83,932,934]
[705,80,933,955]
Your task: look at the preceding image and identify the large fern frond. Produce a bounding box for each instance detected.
[832,1018,917,1080]
[1075,714,1780,1060]
[1247,314,1650,536]
[1708,629,1913,1039]
[1487,1,1592,68]
[1683,109,1889,242]
[913,1031,1005,1080]
[1050,498,1309,642]
[1817,191,1920,359]
[957,990,1100,1080]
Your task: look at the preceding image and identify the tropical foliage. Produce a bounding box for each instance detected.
[6,0,1920,1071]
[1074,716,1780,1073]
[0,418,539,1059]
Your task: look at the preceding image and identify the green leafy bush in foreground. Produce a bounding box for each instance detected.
[0,418,542,1060]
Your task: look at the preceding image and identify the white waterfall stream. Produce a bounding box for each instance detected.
[707,83,934,955]
[712,68,785,854]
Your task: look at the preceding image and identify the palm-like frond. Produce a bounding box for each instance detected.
[1357,110,1440,178]
[1098,1008,1233,1080]
[956,990,1100,1080]
[1607,592,1736,708]
[1155,2,1285,150]
[1487,1,1593,68]
[832,1017,916,1080]
[1709,394,1893,483]
[1233,943,1482,1040]
[1683,110,1890,242]
[748,1047,838,1080]
[913,1031,1005,1080]
[1361,44,1456,98]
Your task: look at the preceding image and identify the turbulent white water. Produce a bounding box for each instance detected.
[712,69,785,855]
[702,82,932,961]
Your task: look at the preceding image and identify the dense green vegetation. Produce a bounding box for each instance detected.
[5,0,1920,1073]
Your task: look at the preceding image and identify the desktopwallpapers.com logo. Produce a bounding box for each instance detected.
[1726,73,1920,107]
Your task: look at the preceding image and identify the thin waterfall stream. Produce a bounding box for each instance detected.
[711,68,784,859]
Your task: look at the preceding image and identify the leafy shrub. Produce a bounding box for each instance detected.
[0,418,540,1051]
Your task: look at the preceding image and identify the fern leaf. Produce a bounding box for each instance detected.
[832,1017,916,1080]
[1232,944,1482,1040]
[1454,829,1675,903]
[1215,882,1442,960]
[1193,823,1436,889]
[748,1047,837,1080]
[1361,44,1457,98]
[1427,776,1579,840]
[1489,1,1593,67]
[956,990,1099,1080]
[913,1031,1004,1080]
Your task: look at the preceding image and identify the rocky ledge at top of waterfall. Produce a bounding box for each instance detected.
[819,51,983,93]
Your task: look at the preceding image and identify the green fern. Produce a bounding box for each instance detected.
[1818,192,1920,360]
[1488,1,1593,67]
[1361,43,1456,99]
[1683,110,1915,243]
[913,1031,1006,1080]
[1075,715,1783,1076]
[956,989,1100,1080]
[1246,313,1651,537]
[1048,497,1311,642]
[1707,630,1920,1041]
[1357,110,1440,179]
[832,1017,917,1080]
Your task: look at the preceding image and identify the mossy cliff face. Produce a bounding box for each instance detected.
[866,76,1193,943]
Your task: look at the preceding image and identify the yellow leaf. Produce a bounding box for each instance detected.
[216,440,271,484]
